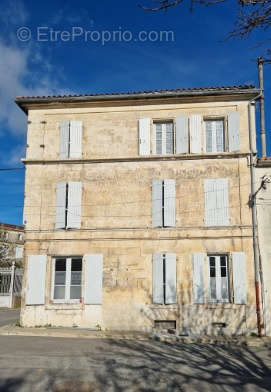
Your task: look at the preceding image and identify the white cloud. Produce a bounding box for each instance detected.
[0,40,71,134]
[6,144,26,165]
[0,0,28,26]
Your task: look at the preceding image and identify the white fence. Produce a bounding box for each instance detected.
[0,264,23,308]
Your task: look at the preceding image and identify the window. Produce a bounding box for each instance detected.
[205,119,225,153]
[152,179,176,228]
[208,255,229,303]
[204,178,229,226]
[154,122,174,155]
[52,257,82,303]
[15,247,23,259]
[59,121,82,159]
[193,252,247,305]
[153,253,177,304]
[56,182,82,230]
[18,233,23,241]
[139,113,240,156]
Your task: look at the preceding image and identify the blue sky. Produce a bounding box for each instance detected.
[0,0,270,225]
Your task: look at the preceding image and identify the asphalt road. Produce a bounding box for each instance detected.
[0,309,20,327]
[0,336,271,391]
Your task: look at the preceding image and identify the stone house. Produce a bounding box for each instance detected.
[16,85,261,335]
[0,223,24,267]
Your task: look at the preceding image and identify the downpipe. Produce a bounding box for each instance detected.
[248,93,263,337]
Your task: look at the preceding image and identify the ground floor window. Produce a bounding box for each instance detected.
[52,257,82,303]
[208,255,229,303]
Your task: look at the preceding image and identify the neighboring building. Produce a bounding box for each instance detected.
[0,223,24,308]
[255,158,271,336]
[16,85,261,335]
[0,223,24,266]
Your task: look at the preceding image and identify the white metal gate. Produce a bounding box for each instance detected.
[0,264,23,308]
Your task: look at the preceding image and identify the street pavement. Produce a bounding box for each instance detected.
[0,335,271,391]
[0,308,20,327]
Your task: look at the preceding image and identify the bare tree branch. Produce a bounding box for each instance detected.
[140,0,271,53]
[139,0,184,11]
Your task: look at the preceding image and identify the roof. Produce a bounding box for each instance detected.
[257,157,271,167]
[0,223,24,232]
[15,85,261,113]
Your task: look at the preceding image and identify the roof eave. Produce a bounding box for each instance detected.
[15,88,261,114]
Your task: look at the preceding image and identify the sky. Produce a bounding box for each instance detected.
[0,0,271,225]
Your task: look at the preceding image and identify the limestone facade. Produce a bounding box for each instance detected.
[17,87,261,335]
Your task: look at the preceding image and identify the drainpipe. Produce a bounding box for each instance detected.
[258,57,267,157]
[248,93,263,336]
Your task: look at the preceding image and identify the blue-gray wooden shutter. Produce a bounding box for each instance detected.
[176,116,188,154]
[204,179,229,226]
[164,179,176,227]
[67,182,82,229]
[152,180,163,227]
[69,121,82,158]
[26,255,47,305]
[139,118,150,155]
[232,252,246,304]
[205,120,213,153]
[153,253,164,304]
[190,115,202,153]
[59,121,70,158]
[84,254,103,304]
[228,112,240,152]
[166,123,174,154]
[193,253,205,304]
[165,253,177,304]
[56,182,67,229]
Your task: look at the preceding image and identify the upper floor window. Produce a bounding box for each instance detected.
[154,122,174,155]
[152,179,176,228]
[55,182,82,230]
[59,121,82,159]
[138,112,240,156]
[205,119,225,153]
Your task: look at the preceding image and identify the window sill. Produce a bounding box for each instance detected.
[150,304,179,309]
[45,304,83,310]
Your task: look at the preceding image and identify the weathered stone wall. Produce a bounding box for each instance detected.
[21,97,258,335]
[25,100,255,160]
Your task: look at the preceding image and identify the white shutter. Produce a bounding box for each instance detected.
[193,253,205,304]
[67,182,82,229]
[204,179,229,226]
[232,252,246,304]
[59,121,70,159]
[56,182,67,229]
[84,254,103,304]
[153,253,164,304]
[165,123,174,154]
[228,112,240,152]
[176,116,188,154]
[139,118,150,155]
[164,179,176,227]
[165,253,177,304]
[216,178,229,226]
[152,180,163,227]
[69,121,82,158]
[190,115,202,153]
[205,120,213,153]
[26,255,47,305]
[15,247,23,259]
